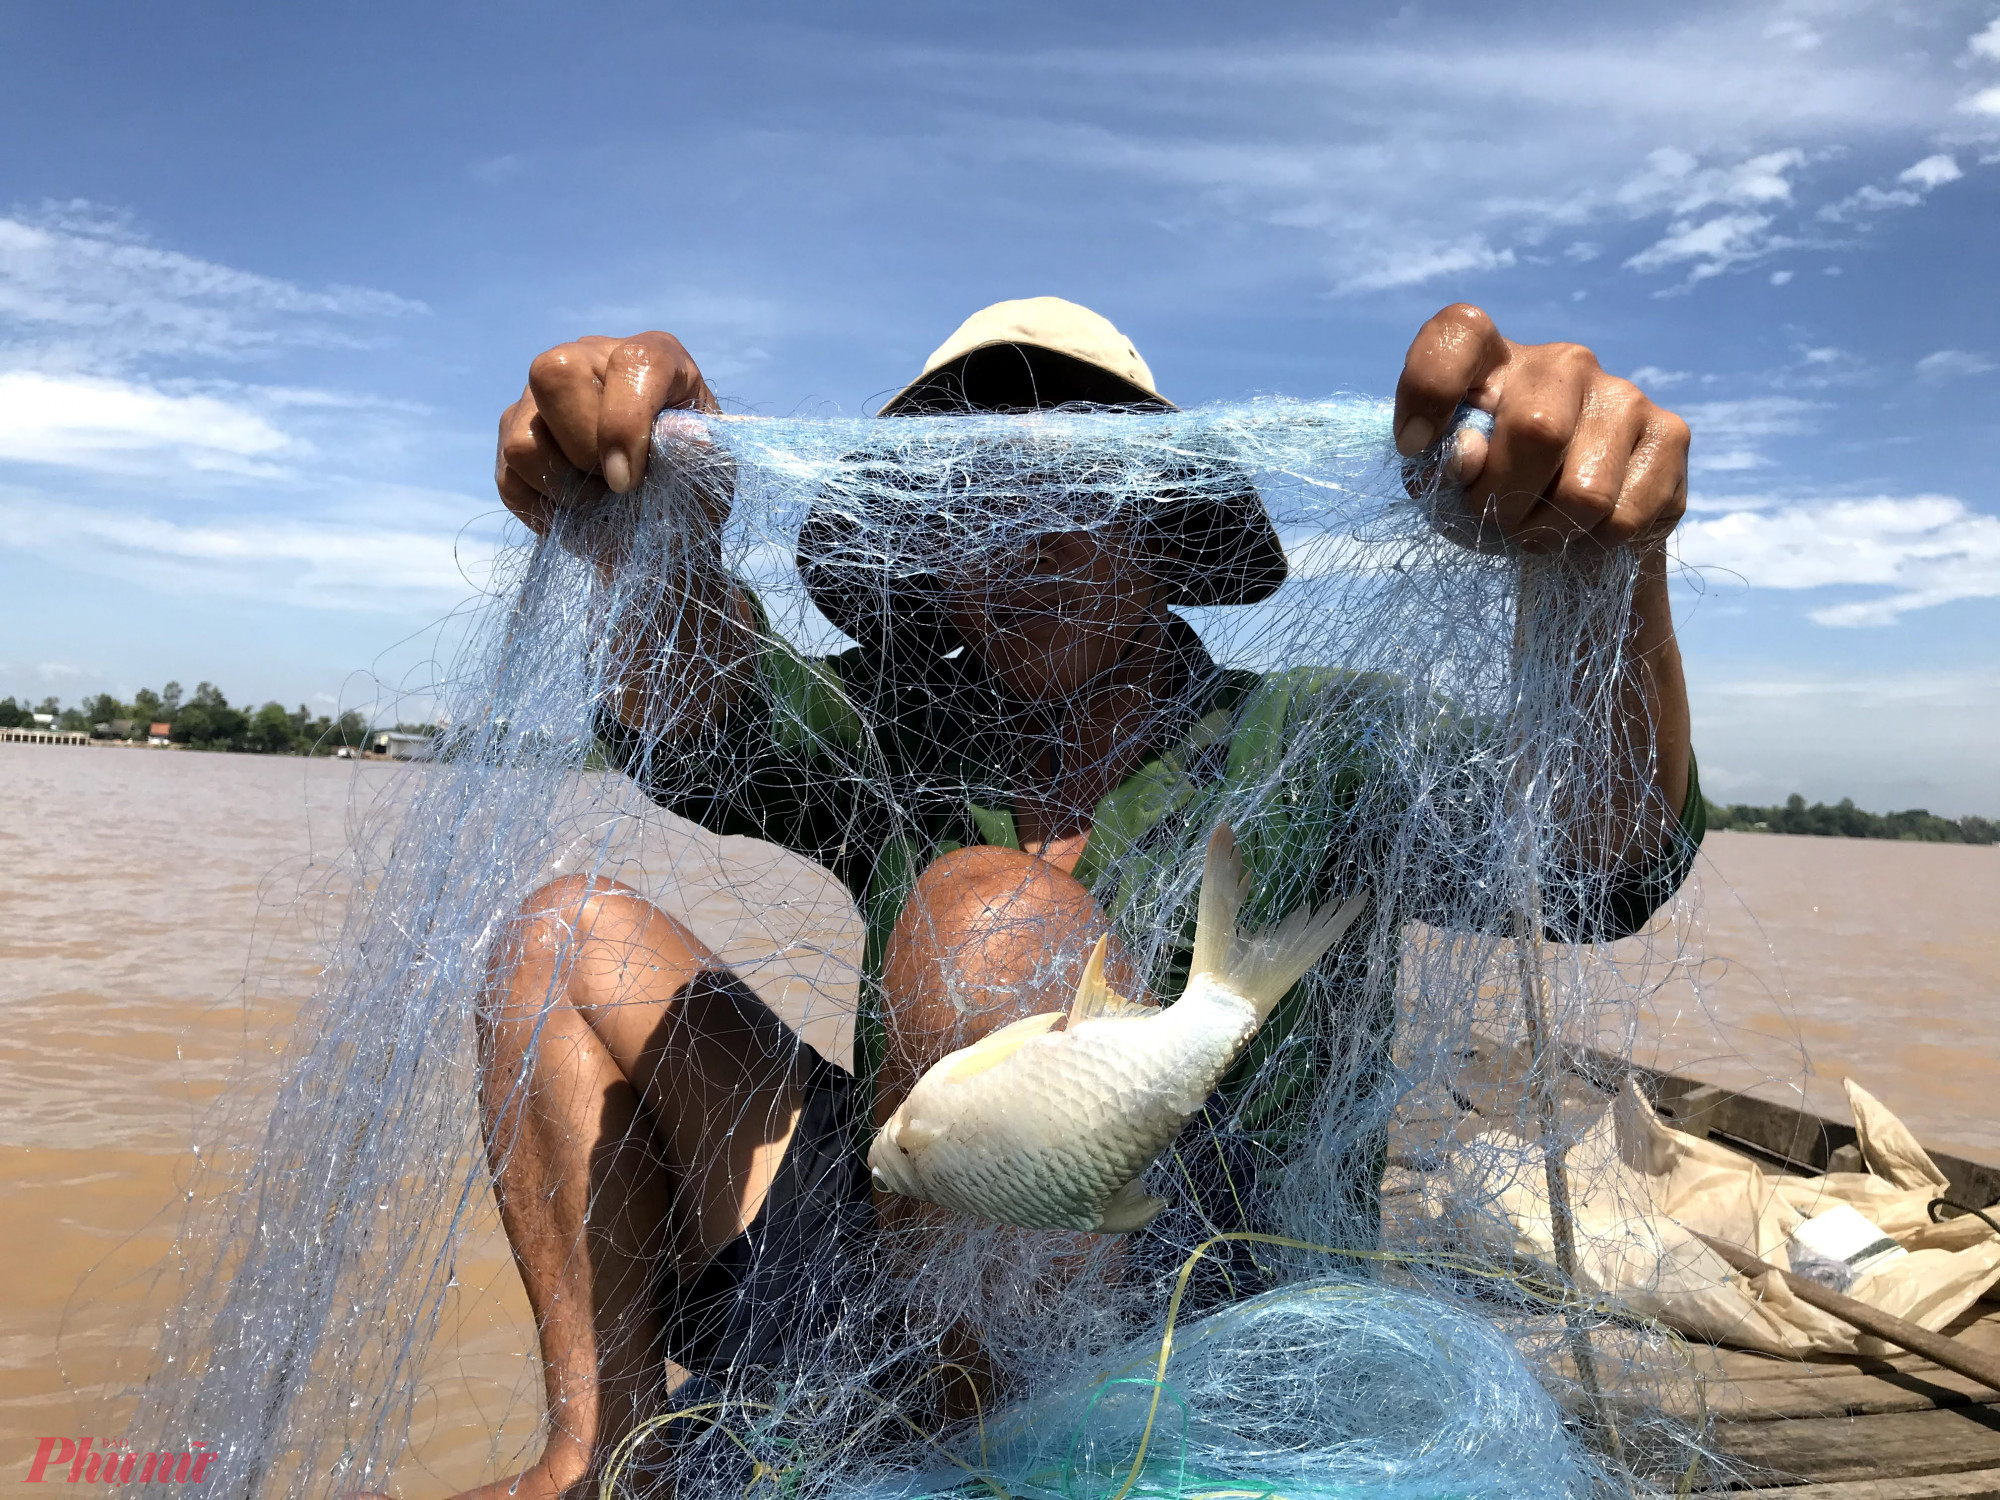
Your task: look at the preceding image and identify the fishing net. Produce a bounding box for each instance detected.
[130,398,1724,1498]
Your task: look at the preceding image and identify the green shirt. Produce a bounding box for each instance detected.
[603,612,1704,1148]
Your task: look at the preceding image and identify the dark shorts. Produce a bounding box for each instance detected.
[654,1038,874,1381]
[653,1029,1288,1382]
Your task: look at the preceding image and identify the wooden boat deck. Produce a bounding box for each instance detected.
[1700,1303,2000,1494]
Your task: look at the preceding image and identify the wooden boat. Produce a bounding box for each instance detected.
[1435,1036,2000,1496]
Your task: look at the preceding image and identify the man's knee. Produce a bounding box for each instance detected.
[883,847,1135,1034]
[897,846,1097,958]
[484,877,714,1047]
[511,875,653,963]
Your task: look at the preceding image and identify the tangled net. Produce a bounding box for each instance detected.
[131,398,1720,1498]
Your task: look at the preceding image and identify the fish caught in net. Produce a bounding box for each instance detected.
[129,396,1721,1499]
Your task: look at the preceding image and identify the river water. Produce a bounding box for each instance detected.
[3,746,1995,1493]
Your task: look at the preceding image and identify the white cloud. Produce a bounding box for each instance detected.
[0,369,292,475]
[1765,17,1823,51]
[1817,184,1920,217]
[0,491,495,610]
[1616,146,1806,216]
[1604,146,1820,287]
[1681,396,1820,435]
[1973,18,2000,62]
[1961,85,2000,117]
[1690,450,1771,473]
[1630,365,1689,389]
[0,201,424,368]
[1780,345,1871,389]
[1624,211,1786,285]
[1915,349,1997,382]
[1815,152,1964,222]
[1770,269,1794,285]
[1679,395,1819,472]
[912,8,1975,298]
[0,212,488,622]
[1898,153,1963,190]
[1683,489,1782,514]
[1336,240,1517,294]
[1678,494,2000,624]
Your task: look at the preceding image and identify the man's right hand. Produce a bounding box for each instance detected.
[495,332,716,533]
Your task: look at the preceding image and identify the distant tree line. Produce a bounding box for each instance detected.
[3,692,1992,831]
[0,681,406,755]
[1707,793,1996,846]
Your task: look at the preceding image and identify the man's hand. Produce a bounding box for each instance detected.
[1396,305,1695,833]
[496,333,753,733]
[495,331,716,534]
[1394,304,1690,555]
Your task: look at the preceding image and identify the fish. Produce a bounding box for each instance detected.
[867,823,1368,1233]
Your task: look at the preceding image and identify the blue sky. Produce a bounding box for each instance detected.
[1,1,1995,813]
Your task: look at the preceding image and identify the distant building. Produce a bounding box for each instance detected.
[373,731,432,761]
[148,722,173,746]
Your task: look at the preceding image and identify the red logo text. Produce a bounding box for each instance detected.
[25,1438,218,1484]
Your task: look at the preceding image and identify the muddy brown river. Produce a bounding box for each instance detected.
[3,746,1994,1494]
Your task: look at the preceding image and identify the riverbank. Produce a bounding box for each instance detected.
[0,734,414,760]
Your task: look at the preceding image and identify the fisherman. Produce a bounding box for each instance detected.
[466,298,1698,1499]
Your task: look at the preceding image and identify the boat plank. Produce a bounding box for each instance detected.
[1706,1365,1996,1420]
[1719,1404,2000,1486]
[1736,1466,2000,1498]
[1706,1307,2000,1385]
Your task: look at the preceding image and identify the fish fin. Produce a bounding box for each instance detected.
[1095,1178,1166,1233]
[883,1113,937,1153]
[1065,935,1152,1026]
[1066,935,1114,1027]
[924,1011,1065,1085]
[1224,889,1371,1022]
[1190,822,1246,982]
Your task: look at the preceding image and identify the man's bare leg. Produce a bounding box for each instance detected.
[445,849,1127,1496]
[459,876,809,1500]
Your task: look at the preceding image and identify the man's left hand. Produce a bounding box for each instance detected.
[1394,303,1690,555]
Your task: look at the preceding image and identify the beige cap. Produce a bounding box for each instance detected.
[807,296,1287,645]
[880,296,1172,414]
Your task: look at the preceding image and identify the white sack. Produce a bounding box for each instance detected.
[1449,1077,2000,1358]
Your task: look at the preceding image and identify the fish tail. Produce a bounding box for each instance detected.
[1194,823,1369,1021]
[1095,1178,1167,1233]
